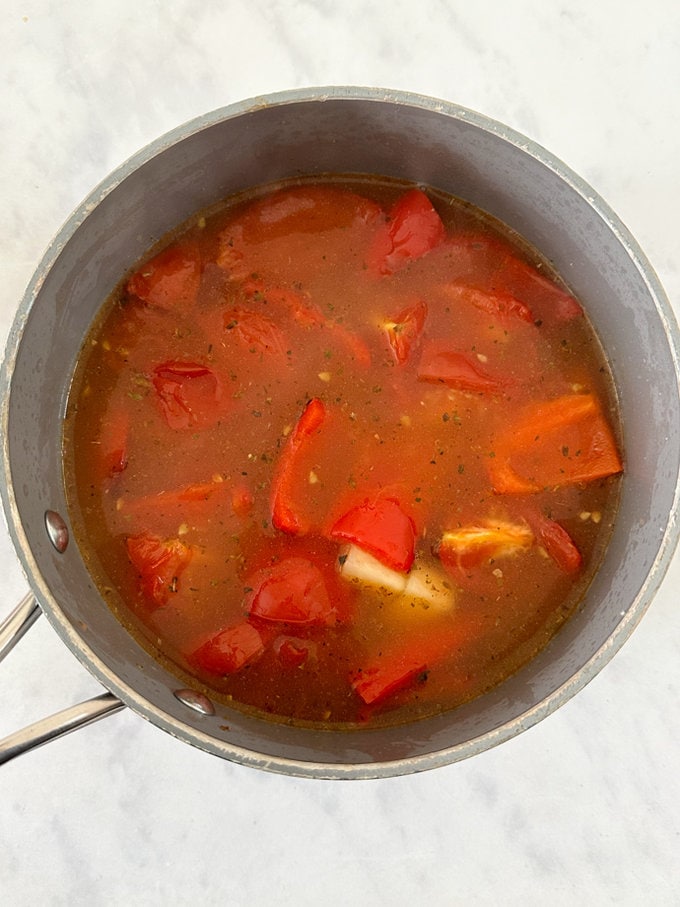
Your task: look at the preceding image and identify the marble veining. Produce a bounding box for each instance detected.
[1,2,679,904]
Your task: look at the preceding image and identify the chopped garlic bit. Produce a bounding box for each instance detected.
[591,511,602,524]
[212,473,224,483]
[178,522,189,536]
[318,371,332,382]
[308,470,319,484]
[282,423,293,437]
[579,511,591,521]
[477,352,488,363]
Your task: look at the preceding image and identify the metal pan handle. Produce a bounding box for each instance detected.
[0,593,125,765]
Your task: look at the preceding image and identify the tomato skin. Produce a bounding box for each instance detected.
[384,300,428,364]
[189,621,266,675]
[224,306,286,354]
[126,531,193,608]
[151,360,221,430]
[444,284,534,324]
[127,242,201,311]
[243,280,326,328]
[369,189,446,275]
[246,557,337,626]
[417,343,507,393]
[330,496,416,572]
[275,637,311,669]
[271,398,328,535]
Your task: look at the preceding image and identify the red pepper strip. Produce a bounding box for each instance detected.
[246,557,336,626]
[188,620,266,675]
[384,300,428,364]
[127,241,201,312]
[368,189,446,275]
[271,398,327,535]
[330,496,416,572]
[489,393,623,493]
[444,283,534,324]
[126,531,193,609]
[522,507,583,574]
[417,343,508,393]
[151,360,222,430]
[351,627,460,707]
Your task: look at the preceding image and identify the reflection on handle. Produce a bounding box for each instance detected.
[0,692,125,765]
[0,593,126,764]
[0,592,42,664]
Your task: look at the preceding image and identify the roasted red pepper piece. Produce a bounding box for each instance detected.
[151,360,221,430]
[417,343,507,393]
[330,496,416,572]
[369,189,446,275]
[351,655,428,706]
[127,241,201,311]
[489,393,623,493]
[351,628,459,707]
[126,531,193,608]
[246,557,336,626]
[189,621,266,675]
[522,507,583,573]
[271,398,327,535]
[384,300,428,364]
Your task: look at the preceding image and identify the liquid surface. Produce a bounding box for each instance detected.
[64,176,623,728]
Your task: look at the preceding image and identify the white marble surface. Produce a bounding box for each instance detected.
[1,2,679,903]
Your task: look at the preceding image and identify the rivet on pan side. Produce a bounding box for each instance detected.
[173,689,215,716]
[44,510,69,553]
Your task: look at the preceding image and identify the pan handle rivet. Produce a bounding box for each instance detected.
[173,688,215,716]
[45,510,69,553]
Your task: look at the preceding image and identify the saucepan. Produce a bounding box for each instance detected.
[1,87,679,778]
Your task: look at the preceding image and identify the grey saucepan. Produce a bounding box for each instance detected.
[1,87,679,778]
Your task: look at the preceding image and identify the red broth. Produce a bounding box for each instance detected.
[63,177,623,728]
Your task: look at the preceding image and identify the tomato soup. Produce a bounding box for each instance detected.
[63,177,623,728]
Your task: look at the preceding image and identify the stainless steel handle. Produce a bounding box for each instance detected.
[0,591,41,662]
[0,594,125,765]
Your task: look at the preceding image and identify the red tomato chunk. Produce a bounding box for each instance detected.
[246,557,337,626]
